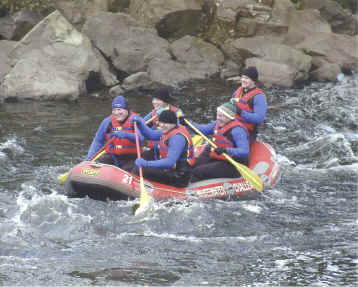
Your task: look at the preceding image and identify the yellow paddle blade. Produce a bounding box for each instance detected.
[57,172,69,183]
[192,135,204,147]
[135,178,153,216]
[224,155,264,192]
[138,181,150,206]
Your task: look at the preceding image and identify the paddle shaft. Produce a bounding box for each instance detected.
[184,119,264,192]
[133,122,150,206]
[145,115,157,125]
[88,137,114,161]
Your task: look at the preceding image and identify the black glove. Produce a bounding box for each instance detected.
[236,106,242,115]
[214,147,226,155]
[178,116,186,125]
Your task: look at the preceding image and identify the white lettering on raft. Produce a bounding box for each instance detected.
[197,182,253,198]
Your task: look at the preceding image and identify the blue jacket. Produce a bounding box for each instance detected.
[135,118,188,169]
[231,91,267,125]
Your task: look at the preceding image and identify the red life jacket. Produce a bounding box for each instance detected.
[157,125,195,168]
[233,87,264,132]
[105,112,139,155]
[209,120,247,161]
[148,105,179,149]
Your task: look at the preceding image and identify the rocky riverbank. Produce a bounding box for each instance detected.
[0,0,357,102]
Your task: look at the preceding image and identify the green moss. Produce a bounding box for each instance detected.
[290,0,303,10]
[0,0,55,15]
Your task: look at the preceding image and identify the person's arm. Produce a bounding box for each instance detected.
[240,93,267,124]
[225,126,250,158]
[85,117,110,160]
[143,111,153,123]
[144,134,187,168]
[132,116,162,140]
[112,129,144,143]
[187,120,216,137]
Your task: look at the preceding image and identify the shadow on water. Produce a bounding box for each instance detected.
[70,264,181,285]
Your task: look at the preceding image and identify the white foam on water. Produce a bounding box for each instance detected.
[0,136,25,156]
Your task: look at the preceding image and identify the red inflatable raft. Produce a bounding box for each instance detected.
[65,141,280,201]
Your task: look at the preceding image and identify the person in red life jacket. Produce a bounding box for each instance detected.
[143,87,184,127]
[85,95,143,170]
[230,66,267,142]
[188,102,250,182]
[131,110,195,187]
[142,86,185,152]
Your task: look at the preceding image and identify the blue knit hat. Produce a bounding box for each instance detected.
[112,96,128,109]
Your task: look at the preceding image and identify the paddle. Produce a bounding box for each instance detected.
[184,119,264,192]
[133,122,153,216]
[57,138,114,183]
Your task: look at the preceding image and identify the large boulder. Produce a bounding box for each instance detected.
[0,10,42,41]
[246,57,299,88]
[129,0,204,40]
[310,57,342,82]
[147,58,192,87]
[146,36,224,87]
[202,0,290,45]
[0,40,16,81]
[82,12,171,75]
[222,36,312,87]
[295,32,358,71]
[54,0,110,30]
[0,11,117,102]
[0,15,16,40]
[302,0,358,35]
[284,8,332,46]
[171,35,224,79]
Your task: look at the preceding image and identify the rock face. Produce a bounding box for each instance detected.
[0,11,117,101]
[222,36,312,87]
[82,12,171,75]
[129,0,204,40]
[295,33,358,70]
[54,0,110,30]
[302,0,358,36]
[0,0,357,101]
[0,10,42,41]
[0,41,16,82]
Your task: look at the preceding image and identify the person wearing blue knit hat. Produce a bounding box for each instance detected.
[85,95,143,169]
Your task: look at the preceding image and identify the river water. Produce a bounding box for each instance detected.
[0,74,357,286]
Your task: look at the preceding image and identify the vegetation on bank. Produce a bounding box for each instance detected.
[0,0,55,15]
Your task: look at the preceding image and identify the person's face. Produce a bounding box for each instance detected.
[241,75,255,89]
[216,110,232,128]
[152,98,167,110]
[112,108,129,122]
[158,122,176,134]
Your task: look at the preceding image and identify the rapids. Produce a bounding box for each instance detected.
[0,73,357,286]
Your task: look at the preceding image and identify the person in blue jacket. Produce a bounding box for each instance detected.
[189,102,250,182]
[230,66,267,142]
[131,110,195,187]
[85,95,143,170]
